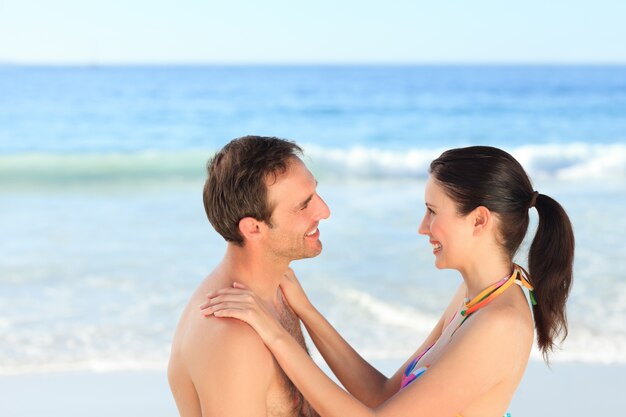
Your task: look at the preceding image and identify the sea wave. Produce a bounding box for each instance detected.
[0,151,208,186]
[1,143,624,187]
[304,142,626,181]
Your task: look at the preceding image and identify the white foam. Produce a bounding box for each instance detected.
[2,142,624,187]
[513,143,626,180]
[333,286,438,333]
[305,145,442,178]
[305,142,626,180]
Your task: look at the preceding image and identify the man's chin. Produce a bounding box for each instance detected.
[298,241,323,260]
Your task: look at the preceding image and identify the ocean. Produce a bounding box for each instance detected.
[1,65,625,374]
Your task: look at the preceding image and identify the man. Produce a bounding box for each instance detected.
[168,136,330,417]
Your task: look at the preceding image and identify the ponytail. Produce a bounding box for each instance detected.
[528,193,575,360]
[430,146,575,362]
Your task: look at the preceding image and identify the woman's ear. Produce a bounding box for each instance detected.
[238,217,262,242]
[472,206,492,235]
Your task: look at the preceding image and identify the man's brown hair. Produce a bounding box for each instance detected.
[203,136,303,246]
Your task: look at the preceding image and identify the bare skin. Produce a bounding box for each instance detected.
[169,268,315,417]
[202,177,535,417]
[168,157,330,417]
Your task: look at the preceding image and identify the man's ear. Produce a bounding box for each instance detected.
[238,217,262,242]
[472,206,491,235]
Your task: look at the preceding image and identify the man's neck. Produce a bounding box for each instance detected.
[217,243,290,303]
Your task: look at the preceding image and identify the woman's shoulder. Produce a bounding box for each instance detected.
[465,300,534,352]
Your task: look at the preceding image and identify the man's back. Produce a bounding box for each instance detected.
[168,273,316,417]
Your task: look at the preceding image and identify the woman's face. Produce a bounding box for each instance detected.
[418,177,475,271]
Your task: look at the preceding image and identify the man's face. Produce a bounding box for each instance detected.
[263,157,330,261]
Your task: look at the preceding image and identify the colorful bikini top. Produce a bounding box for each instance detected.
[400,264,535,391]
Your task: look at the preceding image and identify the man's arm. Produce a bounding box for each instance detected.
[188,317,274,417]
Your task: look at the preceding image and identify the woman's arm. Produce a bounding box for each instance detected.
[204,283,376,417]
[280,272,465,406]
[279,271,395,406]
[205,282,523,417]
[204,284,522,417]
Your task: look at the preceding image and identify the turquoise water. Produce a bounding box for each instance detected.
[1,66,625,373]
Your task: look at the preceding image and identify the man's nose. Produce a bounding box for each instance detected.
[315,194,331,220]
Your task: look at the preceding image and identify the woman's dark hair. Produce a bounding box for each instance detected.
[430,146,574,359]
[203,136,302,246]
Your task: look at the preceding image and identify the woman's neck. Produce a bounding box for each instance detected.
[460,257,513,300]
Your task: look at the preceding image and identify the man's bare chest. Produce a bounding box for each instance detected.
[265,302,318,417]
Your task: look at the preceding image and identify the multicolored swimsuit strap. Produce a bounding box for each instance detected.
[399,265,533,416]
[400,342,434,389]
[451,264,535,338]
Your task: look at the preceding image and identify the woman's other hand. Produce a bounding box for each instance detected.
[280,268,313,315]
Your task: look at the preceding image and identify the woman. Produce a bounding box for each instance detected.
[202,146,574,417]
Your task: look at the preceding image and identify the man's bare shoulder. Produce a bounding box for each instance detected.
[200,316,272,352]
[170,316,277,416]
[181,315,275,379]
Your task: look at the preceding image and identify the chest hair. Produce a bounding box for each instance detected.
[276,294,320,417]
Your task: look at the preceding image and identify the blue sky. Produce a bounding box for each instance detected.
[1,0,625,64]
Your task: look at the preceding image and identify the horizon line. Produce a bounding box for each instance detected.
[2,60,626,67]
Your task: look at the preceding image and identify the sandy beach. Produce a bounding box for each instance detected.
[1,359,622,417]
